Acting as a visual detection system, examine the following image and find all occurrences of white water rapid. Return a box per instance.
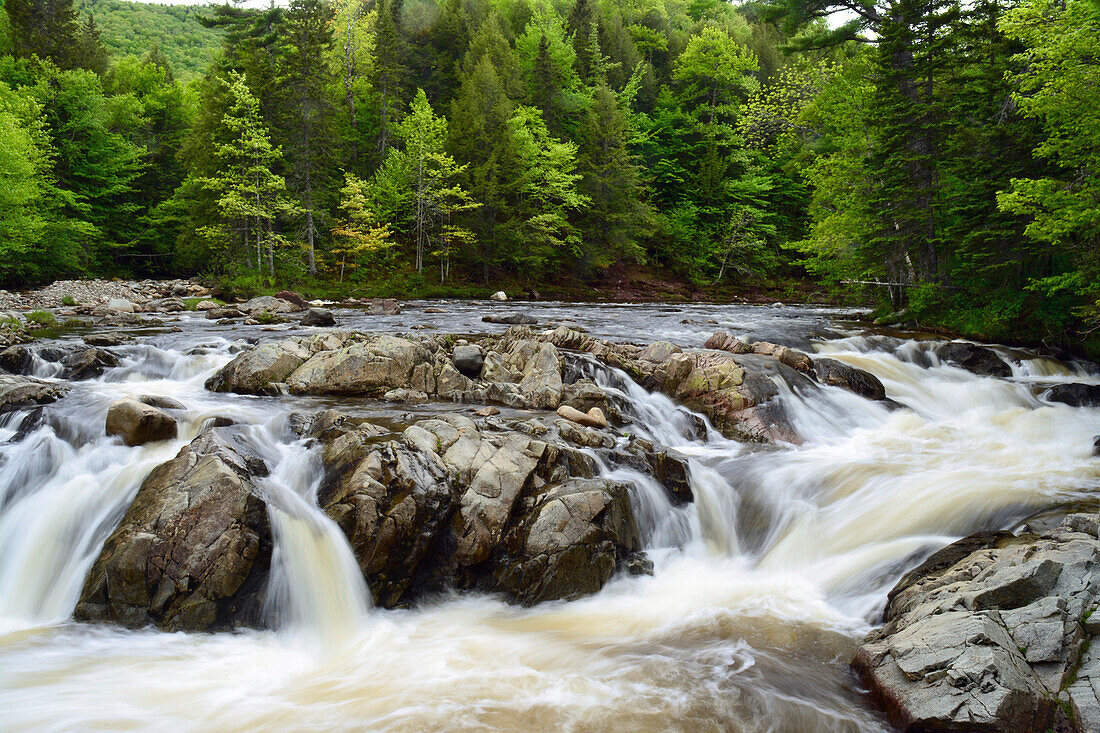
[1,303,1098,732]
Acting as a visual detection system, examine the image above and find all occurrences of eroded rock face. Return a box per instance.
[853,516,1100,732]
[314,412,673,608]
[105,398,178,446]
[75,428,272,631]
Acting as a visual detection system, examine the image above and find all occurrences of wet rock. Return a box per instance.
[1094,435,1100,456]
[300,307,336,327]
[75,428,272,631]
[60,347,119,380]
[452,344,484,378]
[560,379,610,414]
[0,374,67,412]
[107,298,135,313]
[99,312,147,327]
[106,398,178,446]
[274,290,310,310]
[205,336,320,393]
[490,291,508,301]
[473,406,500,416]
[853,517,1100,732]
[206,307,243,320]
[194,300,219,311]
[482,313,538,325]
[814,358,887,401]
[936,341,1012,378]
[0,344,33,374]
[1043,383,1100,408]
[749,341,815,374]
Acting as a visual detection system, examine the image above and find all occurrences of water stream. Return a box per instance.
[1,302,1098,732]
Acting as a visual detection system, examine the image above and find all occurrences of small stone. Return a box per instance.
[194,300,219,311]
[473,406,500,416]
[585,407,608,428]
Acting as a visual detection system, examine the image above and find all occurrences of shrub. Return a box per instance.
[61,295,77,306]
[25,310,57,326]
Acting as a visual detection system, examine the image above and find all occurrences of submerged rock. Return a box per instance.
[482,313,538,325]
[75,428,272,631]
[60,347,119,380]
[105,398,178,446]
[936,341,1012,378]
[853,516,1100,732]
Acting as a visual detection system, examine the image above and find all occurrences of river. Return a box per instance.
[1,301,1098,732]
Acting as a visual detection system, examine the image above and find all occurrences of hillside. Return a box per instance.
[81,0,222,79]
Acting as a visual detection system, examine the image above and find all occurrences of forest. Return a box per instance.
[0,0,1096,354]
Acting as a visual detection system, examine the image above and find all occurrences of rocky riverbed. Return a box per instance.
[0,287,1098,732]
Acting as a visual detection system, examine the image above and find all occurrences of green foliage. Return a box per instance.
[61,295,77,306]
[81,0,224,80]
[25,309,56,325]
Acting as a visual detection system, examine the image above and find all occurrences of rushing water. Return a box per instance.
[1,301,1098,732]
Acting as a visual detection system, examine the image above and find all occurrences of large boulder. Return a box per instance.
[107,298,135,313]
[105,398,178,446]
[1043,382,1100,408]
[365,298,401,315]
[0,374,67,412]
[75,428,273,631]
[274,290,310,310]
[936,341,1012,378]
[814,357,887,401]
[853,517,1100,732]
[206,338,313,393]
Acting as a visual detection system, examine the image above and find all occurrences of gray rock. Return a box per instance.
[365,298,401,315]
[105,398,178,446]
[138,395,185,411]
[205,307,243,320]
[286,335,433,396]
[0,374,67,412]
[490,291,507,301]
[452,344,484,378]
[75,428,272,631]
[300,307,336,327]
[84,332,131,347]
[107,298,135,313]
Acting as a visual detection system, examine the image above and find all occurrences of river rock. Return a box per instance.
[240,296,295,315]
[365,298,401,315]
[138,395,185,411]
[0,374,67,412]
[274,290,310,310]
[0,344,33,374]
[490,291,508,301]
[75,427,272,631]
[482,313,538,325]
[194,300,219,311]
[1043,383,1100,408]
[205,336,317,393]
[107,298,135,313]
[286,335,433,396]
[60,347,119,380]
[300,307,336,327]
[705,332,752,354]
[452,344,484,378]
[814,358,887,401]
[853,517,1100,732]
[206,307,243,320]
[105,398,178,446]
[936,341,1012,377]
